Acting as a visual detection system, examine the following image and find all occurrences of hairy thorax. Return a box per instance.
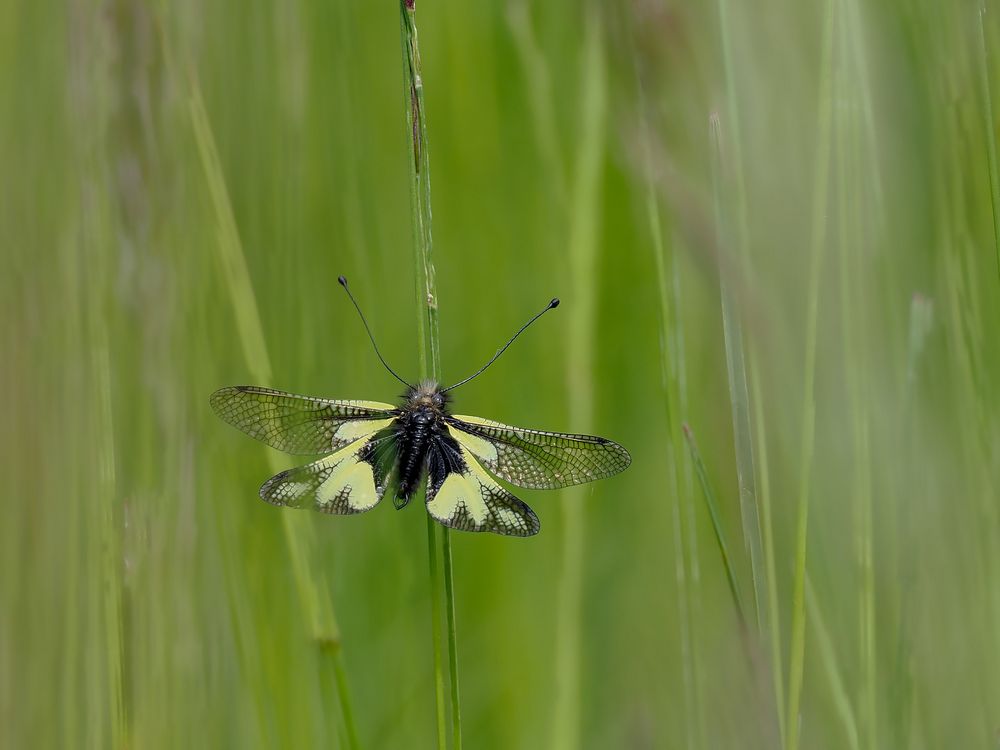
[402,380,449,414]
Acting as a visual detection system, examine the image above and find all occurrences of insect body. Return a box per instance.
[210,277,630,537]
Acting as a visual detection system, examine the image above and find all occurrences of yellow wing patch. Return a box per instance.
[427,470,489,526]
[349,400,396,411]
[317,459,379,512]
[424,428,539,536]
[334,417,394,444]
[259,432,393,515]
[448,420,498,463]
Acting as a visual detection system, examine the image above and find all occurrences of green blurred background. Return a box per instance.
[4,0,1000,747]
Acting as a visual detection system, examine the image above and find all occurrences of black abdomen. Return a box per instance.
[395,407,436,503]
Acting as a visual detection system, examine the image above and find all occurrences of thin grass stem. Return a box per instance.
[682,424,747,626]
[424,519,447,750]
[398,3,461,748]
[834,9,877,745]
[638,81,704,750]
[710,18,781,741]
[552,12,606,750]
[806,574,861,750]
[750,356,786,742]
[188,77,357,749]
[714,0,750,261]
[505,0,568,208]
[709,114,765,633]
[786,2,837,748]
[976,5,1000,281]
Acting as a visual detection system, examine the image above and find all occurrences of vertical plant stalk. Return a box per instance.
[398,4,461,749]
[805,575,860,750]
[70,16,127,744]
[90,253,125,750]
[189,80,359,749]
[750,358,786,741]
[714,0,750,258]
[552,12,606,750]
[977,6,1000,281]
[683,425,747,626]
[786,2,837,748]
[505,0,568,208]
[638,81,705,750]
[661,278,704,749]
[834,10,877,747]
[711,11,783,741]
[709,115,766,634]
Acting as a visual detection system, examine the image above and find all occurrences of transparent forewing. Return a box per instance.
[446,415,631,489]
[210,385,396,455]
[259,432,398,514]
[424,439,539,537]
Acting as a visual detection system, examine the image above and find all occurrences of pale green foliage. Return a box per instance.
[3,1,999,748]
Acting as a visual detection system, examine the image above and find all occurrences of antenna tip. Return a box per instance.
[338,275,348,288]
[549,298,560,309]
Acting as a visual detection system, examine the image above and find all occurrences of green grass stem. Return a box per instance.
[714,0,750,262]
[641,86,705,750]
[806,575,861,750]
[424,520,448,750]
[750,359,786,743]
[659,267,703,750]
[786,2,837,748]
[682,424,747,627]
[834,10,877,745]
[89,212,125,750]
[505,0,568,208]
[398,3,461,748]
[709,114,766,635]
[976,5,1000,281]
[552,12,606,750]
[189,78,359,749]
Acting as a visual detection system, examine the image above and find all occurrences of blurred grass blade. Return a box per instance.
[905,294,934,395]
[714,0,750,253]
[682,424,747,627]
[976,5,1000,281]
[750,361,786,742]
[552,11,606,750]
[806,575,861,750]
[787,1,837,747]
[188,75,359,750]
[506,0,568,207]
[834,10,878,745]
[93,296,125,750]
[636,60,705,750]
[709,114,766,635]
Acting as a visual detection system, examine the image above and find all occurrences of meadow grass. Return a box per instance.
[4,0,1000,748]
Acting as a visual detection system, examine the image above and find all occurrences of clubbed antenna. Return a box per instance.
[442,298,560,393]
[338,275,413,389]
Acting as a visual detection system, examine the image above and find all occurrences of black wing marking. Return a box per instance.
[445,415,630,490]
[259,431,398,514]
[210,385,396,455]
[423,435,539,537]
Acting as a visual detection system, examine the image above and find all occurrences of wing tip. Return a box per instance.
[615,442,632,472]
[258,469,291,501]
[209,385,250,411]
[594,439,632,478]
[209,388,231,417]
